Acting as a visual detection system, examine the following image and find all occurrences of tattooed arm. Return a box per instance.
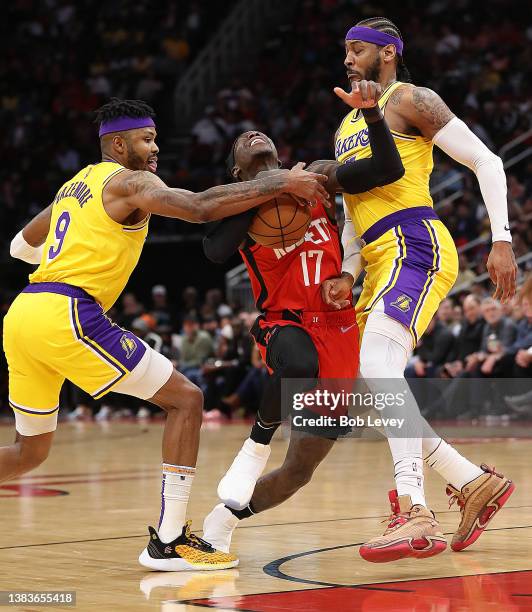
[391,85,455,139]
[104,163,328,224]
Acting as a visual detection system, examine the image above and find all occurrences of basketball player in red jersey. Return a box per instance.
[201,81,405,552]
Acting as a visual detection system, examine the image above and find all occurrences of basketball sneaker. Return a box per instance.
[217,438,270,510]
[359,490,447,563]
[446,463,515,552]
[203,503,240,553]
[138,520,239,571]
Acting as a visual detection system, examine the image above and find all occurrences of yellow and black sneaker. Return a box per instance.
[138,520,239,571]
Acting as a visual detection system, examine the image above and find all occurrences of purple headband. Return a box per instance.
[98,116,156,137]
[346,26,404,56]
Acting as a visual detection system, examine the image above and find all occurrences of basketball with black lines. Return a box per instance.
[248,195,311,249]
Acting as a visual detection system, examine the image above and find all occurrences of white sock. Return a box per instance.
[390,442,426,507]
[423,438,484,490]
[158,463,195,543]
[360,321,427,508]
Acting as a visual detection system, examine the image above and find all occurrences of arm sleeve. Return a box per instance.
[202,209,256,264]
[335,111,405,194]
[340,203,364,281]
[432,117,511,243]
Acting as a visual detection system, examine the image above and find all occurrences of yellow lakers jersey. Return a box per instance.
[30,162,149,312]
[335,81,434,237]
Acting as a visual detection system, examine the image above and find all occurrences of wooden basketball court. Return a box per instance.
[1,420,531,611]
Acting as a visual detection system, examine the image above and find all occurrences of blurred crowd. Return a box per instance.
[406,275,532,420]
[179,0,531,283]
[0,1,530,425]
[0,0,233,241]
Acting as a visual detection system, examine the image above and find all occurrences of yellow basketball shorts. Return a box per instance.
[3,282,149,435]
[356,208,458,349]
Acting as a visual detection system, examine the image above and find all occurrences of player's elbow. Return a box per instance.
[376,164,405,187]
[191,200,218,223]
[202,237,229,264]
[475,152,503,175]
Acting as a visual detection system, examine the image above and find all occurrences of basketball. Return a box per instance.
[248,194,311,249]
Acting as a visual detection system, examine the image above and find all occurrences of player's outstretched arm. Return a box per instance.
[393,85,517,302]
[107,163,329,223]
[10,204,53,263]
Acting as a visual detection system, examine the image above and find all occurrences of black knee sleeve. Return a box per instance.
[267,326,319,379]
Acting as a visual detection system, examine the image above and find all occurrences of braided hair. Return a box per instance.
[94,98,156,125]
[356,17,412,83]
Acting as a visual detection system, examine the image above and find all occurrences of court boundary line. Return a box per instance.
[1,509,532,550]
[262,528,532,588]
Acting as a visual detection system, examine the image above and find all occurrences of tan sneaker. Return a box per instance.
[447,463,515,552]
[359,490,447,563]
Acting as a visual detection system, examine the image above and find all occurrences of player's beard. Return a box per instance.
[365,55,382,83]
[126,142,149,171]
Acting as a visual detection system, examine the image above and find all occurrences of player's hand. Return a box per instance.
[283,162,330,206]
[487,241,517,304]
[334,80,383,109]
[321,272,354,310]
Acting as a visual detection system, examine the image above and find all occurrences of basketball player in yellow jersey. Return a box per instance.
[320,18,517,562]
[2,98,329,572]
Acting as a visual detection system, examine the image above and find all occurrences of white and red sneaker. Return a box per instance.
[359,490,447,563]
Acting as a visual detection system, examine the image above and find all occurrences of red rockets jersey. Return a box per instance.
[240,201,344,312]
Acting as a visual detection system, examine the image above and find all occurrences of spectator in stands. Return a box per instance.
[118,292,144,328]
[178,314,214,387]
[475,298,518,376]
[406,316,455,379]
[437,298,454,328]
[501,276,532,377]
[132,317,163,354]
[454,253,477,290]
[504,276,532,414]
[222,344,268,415]
[150,284,173,328]
[442,295,484,378]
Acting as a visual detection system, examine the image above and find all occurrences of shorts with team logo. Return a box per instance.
[356,208,458,348]
[3,282,172,436]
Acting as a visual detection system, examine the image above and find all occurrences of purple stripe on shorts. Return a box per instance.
[364,226,405,313]
[72,298,146,372]
[24,282,94,301]
[361,207,439,245]
[382,220,440,331]
[9,402,59,416]
[409,220,440,344]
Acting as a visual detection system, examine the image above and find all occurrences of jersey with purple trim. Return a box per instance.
[335,81,434,237]
[29,162,149,312]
